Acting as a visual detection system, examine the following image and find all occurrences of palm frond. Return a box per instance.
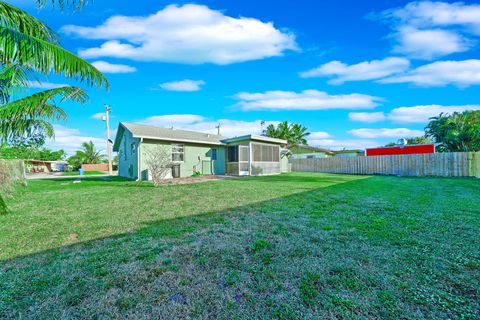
[0,86,88,141]
[36,0,88,11]
[0,27,109,88]
[0,1,58,42]
[0,65,31,104]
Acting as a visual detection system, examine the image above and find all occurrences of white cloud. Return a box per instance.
[392,26,470,60]
[387,1,480,34]
[387,104,480,123]
[91,112,105,120]
[300,57,410,84]
[349,112,387,123]
[61,4,297,65]
[138,114,279,137]
[348,128,424,139]
[379,1,480,59]
[349,105,480,124]
[159,79,205,92]
[307,138,379,150]
[380,59,480,87]
[91,60,137,73]
[27,81,68,89]
[309,131,331,139]
[234,90,382,111]
[46,125,105,155]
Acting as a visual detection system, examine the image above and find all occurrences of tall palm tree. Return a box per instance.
[74,141,105,164]
[263,121,310,147]
[264,124,279,138]
[0,1,108,144]
[289,123,310,147]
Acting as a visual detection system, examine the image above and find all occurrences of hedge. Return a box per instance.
[0,160,26,214]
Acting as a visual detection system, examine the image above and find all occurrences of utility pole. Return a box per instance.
[215,123,221,136]
[103,104,113,175]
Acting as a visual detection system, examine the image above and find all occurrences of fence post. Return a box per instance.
[470,152,480,178]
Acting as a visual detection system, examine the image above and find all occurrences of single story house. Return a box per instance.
[113,122,288,180]
[26,160,67,173]
[332,149,364,157]
[289,145,334,159]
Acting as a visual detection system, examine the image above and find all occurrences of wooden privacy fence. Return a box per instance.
[81,163,109,171]
[290,152,480,178]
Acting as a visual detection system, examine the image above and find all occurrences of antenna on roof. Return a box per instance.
[215,123,220,135]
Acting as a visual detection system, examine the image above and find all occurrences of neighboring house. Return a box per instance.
[113,122,288,180]
[289,145,334,159]
[332,149,364,158]
[365,144,434,156]
[26,160,67,173]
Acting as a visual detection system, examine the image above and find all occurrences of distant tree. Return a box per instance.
[263,121,310,147]
[71,141,105,164]
[290,123,310,146]
[384,136,431,147]
[0,144,65,160]
[425,111,480,152]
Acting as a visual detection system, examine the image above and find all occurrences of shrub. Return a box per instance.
[191,171,203,177]
[144,146,173,186]
[0,160,26,214]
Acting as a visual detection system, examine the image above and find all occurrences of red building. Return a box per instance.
[366,144,435,156]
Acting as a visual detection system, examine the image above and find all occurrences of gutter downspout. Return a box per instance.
[137,137,143,181]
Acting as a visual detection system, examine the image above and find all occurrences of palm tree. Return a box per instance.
[263,121,310,147]
[74,141,105,164]
[0,1,109,144]
[289,123,310,147]
[264,124,279,138]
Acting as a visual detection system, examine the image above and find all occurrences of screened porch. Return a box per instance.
[226,142,281,176]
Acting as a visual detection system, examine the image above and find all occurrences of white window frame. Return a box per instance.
[172,144,185,162]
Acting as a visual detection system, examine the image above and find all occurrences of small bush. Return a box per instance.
[192,171,203,177]
[0,160,26,214]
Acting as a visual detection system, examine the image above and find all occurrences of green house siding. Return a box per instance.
[117,129,140,180]
[138,140,226,180]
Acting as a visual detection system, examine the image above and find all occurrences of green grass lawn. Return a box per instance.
[1,173,479,319]
[60,170,106,176]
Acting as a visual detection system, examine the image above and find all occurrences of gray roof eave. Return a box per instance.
[135,135,226,146]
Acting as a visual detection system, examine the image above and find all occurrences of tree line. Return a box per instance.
[265,110,480,153]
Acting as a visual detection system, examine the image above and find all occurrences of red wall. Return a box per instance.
[366,144,435,156]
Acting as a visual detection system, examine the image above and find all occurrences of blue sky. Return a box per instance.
[12,0,480,153]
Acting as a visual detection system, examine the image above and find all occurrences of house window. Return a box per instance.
[211,148,217,160]
[131,143,136,155]
[172,144,184,162]
[252,143,280,162]
[227,146,238,162]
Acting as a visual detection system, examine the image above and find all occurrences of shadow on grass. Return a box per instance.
[2,174,365,261]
